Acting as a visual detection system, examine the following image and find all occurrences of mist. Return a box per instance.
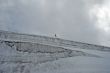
[0,0,110,46]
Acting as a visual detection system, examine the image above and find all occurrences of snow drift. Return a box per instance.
[0,30,110,73]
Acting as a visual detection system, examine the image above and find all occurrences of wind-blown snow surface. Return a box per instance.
[0,30,110,73]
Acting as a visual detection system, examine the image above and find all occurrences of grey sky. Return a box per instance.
[0,0,110,46]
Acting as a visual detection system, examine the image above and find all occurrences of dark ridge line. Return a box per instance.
[2,40,83,54]
[1,38,110,53]
[1,40,106,56]
[1,40,66,50]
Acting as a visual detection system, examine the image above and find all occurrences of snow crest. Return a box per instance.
[0,30,110,73]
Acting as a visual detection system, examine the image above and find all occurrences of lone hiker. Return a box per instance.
[55,34,57,38]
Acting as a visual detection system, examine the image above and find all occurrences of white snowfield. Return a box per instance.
[0,30,110,73]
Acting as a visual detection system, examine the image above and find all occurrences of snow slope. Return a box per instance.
[0,30,110,73]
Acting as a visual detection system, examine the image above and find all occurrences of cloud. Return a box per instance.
[1,0,110,46]
[89,0,110,46]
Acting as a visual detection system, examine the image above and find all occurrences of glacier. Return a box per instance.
[0,30,110,73]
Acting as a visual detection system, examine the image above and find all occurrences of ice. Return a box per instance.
[0,30,110,73]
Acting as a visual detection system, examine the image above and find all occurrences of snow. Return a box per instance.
[0,30,110,73]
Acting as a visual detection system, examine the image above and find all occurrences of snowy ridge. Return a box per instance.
[0,30,110,73]
[0,30,110,52]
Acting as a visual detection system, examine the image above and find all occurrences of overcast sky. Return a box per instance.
[0,0,110,46]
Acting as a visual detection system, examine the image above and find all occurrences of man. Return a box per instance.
[55,34,57,37]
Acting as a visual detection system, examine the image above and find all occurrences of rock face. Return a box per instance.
[0,30,110,73]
